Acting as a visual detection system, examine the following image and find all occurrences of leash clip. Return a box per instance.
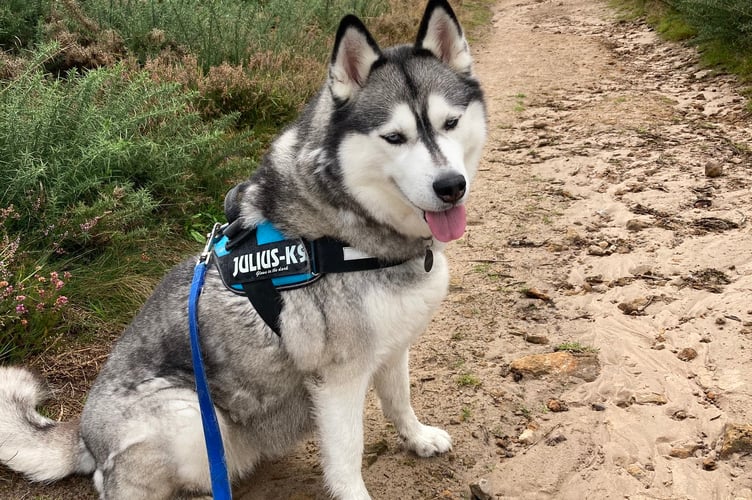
[200,222,223,266]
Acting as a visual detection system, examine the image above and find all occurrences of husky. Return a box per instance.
[0,1,486,498]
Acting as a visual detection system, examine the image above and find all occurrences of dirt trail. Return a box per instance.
[2,0,751,498]
[413,0,752,497]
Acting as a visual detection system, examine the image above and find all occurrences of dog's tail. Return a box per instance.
[0,366,95,482]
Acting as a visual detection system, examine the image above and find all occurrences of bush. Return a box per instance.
[0,0,50,50]
[667,0,752,49]
[0,55,256,349]
[0,55,253,244]
[141,50,321,129]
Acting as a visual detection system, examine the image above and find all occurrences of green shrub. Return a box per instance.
[0,55,256,351]
[0,0,50,50]
[0,56,252,242]
[667,0,752,49]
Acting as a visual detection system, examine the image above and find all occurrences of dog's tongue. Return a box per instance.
[425,205,466,242]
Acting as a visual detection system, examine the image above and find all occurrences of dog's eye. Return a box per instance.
[381,132,406,145]
[444,117,460,131]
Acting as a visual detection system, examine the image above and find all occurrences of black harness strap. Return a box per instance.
[309,237,403,274]
[241,281,283,336]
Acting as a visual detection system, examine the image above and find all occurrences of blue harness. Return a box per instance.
[188,220,431,499]
[210,219,425,335]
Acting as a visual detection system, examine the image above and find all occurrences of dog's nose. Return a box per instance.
[432,174,466,204]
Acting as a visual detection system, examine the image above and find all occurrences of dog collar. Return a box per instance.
[211,220,430,335]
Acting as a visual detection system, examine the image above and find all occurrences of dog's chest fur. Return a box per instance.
[275,252,450,375]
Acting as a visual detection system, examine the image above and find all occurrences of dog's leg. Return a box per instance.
[97,441,183,500]
[374,350,452,457]
[310,371,372,500]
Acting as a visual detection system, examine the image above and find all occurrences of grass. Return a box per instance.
[460,406,473,421]
[611,0,752,104]
[458,0,497,43]
[515,405,532,419]
[457,372,482,388]
[513,93,527,113]
[553,342,599,354]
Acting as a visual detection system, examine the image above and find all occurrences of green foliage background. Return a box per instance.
[617,0,752,80]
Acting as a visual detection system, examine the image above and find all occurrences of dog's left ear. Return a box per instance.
[415,0,473,75]
[330,15,382,103]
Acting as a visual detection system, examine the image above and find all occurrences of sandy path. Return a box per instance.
[439,0,752,498]
[2,0,751,498]
[418,0,752,497]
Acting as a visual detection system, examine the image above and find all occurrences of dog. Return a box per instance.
[0,1,486,498]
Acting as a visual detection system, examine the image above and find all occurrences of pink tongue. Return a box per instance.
[425,205,467,242]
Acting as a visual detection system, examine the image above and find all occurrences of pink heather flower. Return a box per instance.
[55,296,68,307]
[63,272,72,279]
[36,303,45,311]
[38,289,46,297]
[79,216,103,233]
[15,303,27,314]
[50,271,59,280]
[15,295,26,301]
[55,280,64,290]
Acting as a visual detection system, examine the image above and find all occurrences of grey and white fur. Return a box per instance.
[0,1,486,498]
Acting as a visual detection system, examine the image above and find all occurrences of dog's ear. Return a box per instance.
[415,0,473,75]
[224,181,249,223]
[329,15,382,103]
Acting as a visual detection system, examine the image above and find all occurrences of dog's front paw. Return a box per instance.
[402,424,452,457]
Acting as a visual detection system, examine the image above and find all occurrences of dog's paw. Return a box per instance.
[402,424,452,457]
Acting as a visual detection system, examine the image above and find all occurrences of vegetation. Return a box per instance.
[457,372,482,388]
[553,342,599,354]
[0,0,495,362]
[614,0,752,85]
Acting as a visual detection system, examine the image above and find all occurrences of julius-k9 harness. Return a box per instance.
[211,218,432,335]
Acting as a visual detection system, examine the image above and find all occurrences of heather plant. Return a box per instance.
[0,56,256,346]
[0,205,72,362]
[76,0,384,70]
[142,50,321,128]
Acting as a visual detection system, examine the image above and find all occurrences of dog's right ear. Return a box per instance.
[329,15,382,103]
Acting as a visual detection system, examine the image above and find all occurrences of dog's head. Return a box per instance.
[331,0,486,243]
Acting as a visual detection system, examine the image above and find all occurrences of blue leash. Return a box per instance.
[189,223,232,499]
